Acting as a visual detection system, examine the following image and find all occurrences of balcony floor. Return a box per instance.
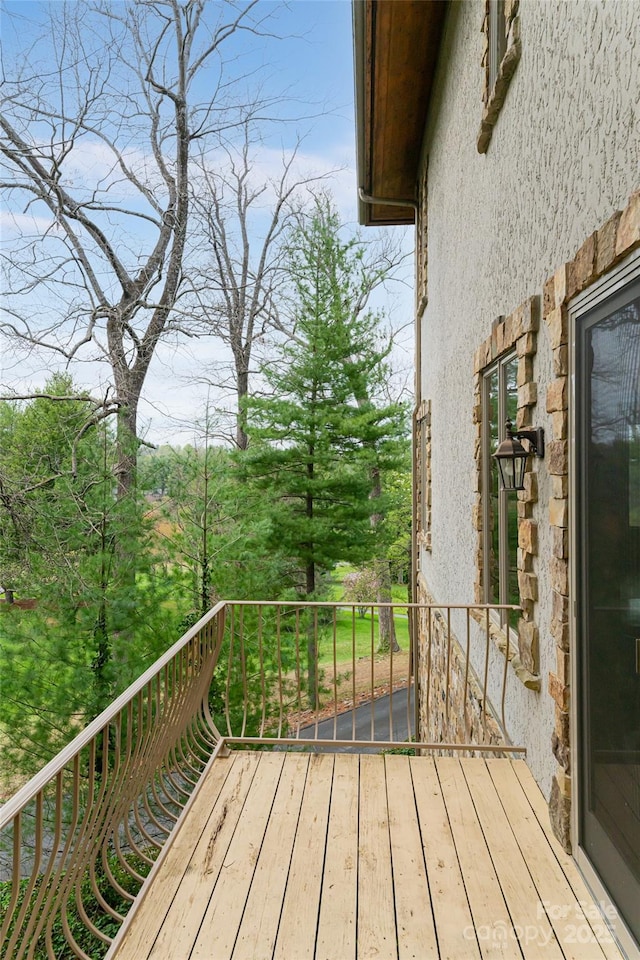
[108,751,624,960]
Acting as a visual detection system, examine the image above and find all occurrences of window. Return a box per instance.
[417,161,429,307]
[477,0,521,153]
[416,400,431,550]
[488,0,506,92]
[483,353,519,628]
[473,299,540,679]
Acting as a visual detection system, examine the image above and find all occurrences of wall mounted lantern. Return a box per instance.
[493,419,545,491]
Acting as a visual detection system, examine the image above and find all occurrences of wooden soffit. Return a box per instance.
[354,0,447,226]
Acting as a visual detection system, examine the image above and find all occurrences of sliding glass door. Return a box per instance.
[576,272,640,946]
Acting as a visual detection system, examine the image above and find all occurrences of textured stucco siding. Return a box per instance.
[418,0,640,800]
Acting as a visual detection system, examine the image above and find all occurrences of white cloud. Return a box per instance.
[196,136,358,223]
[0,209,58,238]
[61,139,162,201]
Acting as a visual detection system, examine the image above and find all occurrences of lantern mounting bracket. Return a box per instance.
[512,424,545,458]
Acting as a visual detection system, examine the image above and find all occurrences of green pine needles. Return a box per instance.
[238,197,408,700]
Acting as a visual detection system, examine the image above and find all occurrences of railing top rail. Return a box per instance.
[223,600,521,610]
[223,736,526,754]
[0,601,227,828]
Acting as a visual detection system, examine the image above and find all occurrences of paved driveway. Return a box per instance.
[297,686,415,753]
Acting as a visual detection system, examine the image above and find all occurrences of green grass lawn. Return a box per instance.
[321,564,409,664]
[329,565,409,604]
[317,608,409,664]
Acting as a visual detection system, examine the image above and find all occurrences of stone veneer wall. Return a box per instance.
[543,189,640,851]
[472,297,542,687]
[416,576,505,751]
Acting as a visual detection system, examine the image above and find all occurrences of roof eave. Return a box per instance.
[353,0,447,227]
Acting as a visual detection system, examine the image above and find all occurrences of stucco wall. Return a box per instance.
[418,0,640,800]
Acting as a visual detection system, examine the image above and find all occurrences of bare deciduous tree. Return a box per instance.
[188,117,329,449]
[0,0,277,493]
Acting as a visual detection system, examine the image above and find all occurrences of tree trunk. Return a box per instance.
[369,467,400,653]
[304,444,319,708]
[305,557,319,710]
[113,396,141,592]
[375,557,400,653]
[92,601,110,714]
[92,488,111,721]
[236,365,249,451]
[201,449,211,616]
[115,402,139,502]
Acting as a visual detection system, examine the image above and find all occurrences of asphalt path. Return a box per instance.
[296,685,415,753]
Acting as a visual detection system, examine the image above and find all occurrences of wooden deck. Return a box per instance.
[108,751,626,960]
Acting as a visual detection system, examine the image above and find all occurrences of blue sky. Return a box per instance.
[2,0,359,203]
[262,1,357,153]
[0,1,412,445]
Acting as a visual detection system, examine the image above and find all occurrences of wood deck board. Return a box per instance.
[357,753,397,959]
[232,753,309,960]
[113,751,256,960]
[511,762,625,960]
[384,754,439,959]
[486,760,609,960]
[460,759,563,960]
[190,751,286,959]
[273,753,335,960]
[410,756,482,960]
[109,753,627,960]
[436,757,522,960]
[315,753,359,960]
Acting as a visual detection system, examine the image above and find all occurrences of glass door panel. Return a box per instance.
[577,277,640,945]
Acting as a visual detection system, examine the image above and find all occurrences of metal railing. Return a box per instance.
[0,603,226,960]
[0,600,522,959]
[217,601,523,753]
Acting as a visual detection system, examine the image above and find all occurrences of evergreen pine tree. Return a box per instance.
[0,378,179,778]
[240,197,407,703]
